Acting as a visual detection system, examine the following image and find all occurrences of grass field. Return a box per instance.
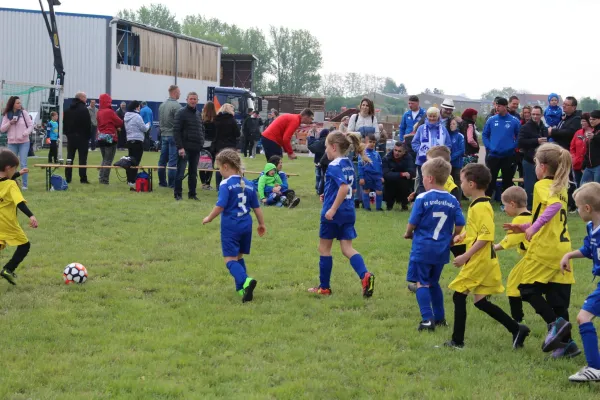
[0,149,599,399]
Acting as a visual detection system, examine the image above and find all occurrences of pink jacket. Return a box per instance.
[1,110,33,144]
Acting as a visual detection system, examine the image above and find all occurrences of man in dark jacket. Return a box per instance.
[382,142,415,211]
[242,110,262,158]
[116,101,127,150]
[173,92,204,201]
[308,128,329,195]
[518,106,548,209]
[63,92,92,184]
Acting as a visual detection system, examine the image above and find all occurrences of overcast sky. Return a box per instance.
[15,0,600,99]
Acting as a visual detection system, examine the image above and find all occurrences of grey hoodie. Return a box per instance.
[124,111,148,142]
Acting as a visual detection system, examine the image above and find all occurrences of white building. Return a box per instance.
[0,7,222,116]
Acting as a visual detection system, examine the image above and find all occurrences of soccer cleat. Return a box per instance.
[407,282,417,293]
[512,323,531,349]
[551,340,582,359]
[362,272,375,297]
[435,319,449,328]
[307,286,332,296]
[418,320,435,332]
[188,195,201,201]
[288,197,301,209]
[569,366,600,382]
[443,340,464,350]
[542,317,572,352]
[0,268,16,285]
[238,278,257,303]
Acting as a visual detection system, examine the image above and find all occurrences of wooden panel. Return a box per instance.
[177,39,218,82]
[132,27,175,76]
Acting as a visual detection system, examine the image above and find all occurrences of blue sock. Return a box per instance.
[429,283,445,322]
[580,322,600,369]
[362,193,371,209]
[238,258,247,273]
[349,254,367,279]
[319,256,333,289]
[416,287,434,321]
[376,193,382,210]
[226,260,247,291]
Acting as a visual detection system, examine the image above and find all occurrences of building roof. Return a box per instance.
[516,93,560,105]
[222,53,258,62]
[0,7,112,20]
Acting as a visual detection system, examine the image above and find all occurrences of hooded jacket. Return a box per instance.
[124,111,148,142]
[213,112,240,153]
[399,107,426,141]
[544,93,562,128]
[449,129,465,168]
[173,105,205,152]
[307,129,329,163]
[571,128,587,171]
[258,163,283,199]
[64,98,91,139]
[482,113,520,158]
[1,109,33,144]
[518,119,548,163]
[96,94,123,143]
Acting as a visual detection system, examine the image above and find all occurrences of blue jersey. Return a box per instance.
[579,221,600,277]
[217,175,260,233]
[46,120,59,141]
[358,148,383,178]
[409,189,465,264]
[322,157,356,224]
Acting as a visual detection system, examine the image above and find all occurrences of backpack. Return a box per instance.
[50,174,68,191]
[135,171,149,192]
[198,150,213,170]
[352,114,376,138]
[114,156,138,168]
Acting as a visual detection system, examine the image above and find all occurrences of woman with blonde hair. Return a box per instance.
[213,103,241,186]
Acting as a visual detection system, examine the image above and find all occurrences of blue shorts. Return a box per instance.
[582,281,600,317]
[406,261,444,286]
[363,176,383,192]
[319,222,357,241]
[221,228,252,257]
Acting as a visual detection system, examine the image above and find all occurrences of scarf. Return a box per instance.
[416,121,444,164]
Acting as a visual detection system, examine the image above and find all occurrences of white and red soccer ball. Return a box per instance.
[63,263,88,284]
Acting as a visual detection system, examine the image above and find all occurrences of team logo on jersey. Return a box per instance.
[479,225,490,235]
[505,123,511,129]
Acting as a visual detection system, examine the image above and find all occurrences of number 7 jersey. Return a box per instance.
[217,175,260,232]
[322,157,356,224]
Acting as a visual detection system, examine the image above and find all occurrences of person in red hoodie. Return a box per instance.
[571,112,592,191]
[96,94,123,184]
[261,108,314,161]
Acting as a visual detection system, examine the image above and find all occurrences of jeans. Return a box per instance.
[262,136,283,161]
[581,165,600,186]
[574,170,583,188]
[175,150,199,198]
[522,159,537,210]
[99,144,117,183]
[90,126,97,150]
[415,165,425,196]
[158,136,177,187]
[315,166,322,194]
[65,135,89,183]
[8,142,29,187]
[126,140,144,184]
[485,155,516,198]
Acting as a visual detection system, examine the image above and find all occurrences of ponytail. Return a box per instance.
[346,133,370,163]
[551,147,572,196]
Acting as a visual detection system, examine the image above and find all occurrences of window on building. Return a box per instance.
[116,23,140,66]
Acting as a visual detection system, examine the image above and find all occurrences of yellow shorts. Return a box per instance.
[520,257,564,285]
[449,275,505,295]
[506,260,525,297]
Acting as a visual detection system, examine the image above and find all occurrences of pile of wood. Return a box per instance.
[264,95,326,114]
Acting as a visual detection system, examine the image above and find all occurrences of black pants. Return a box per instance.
[126,140,144,184]
[199,147,214,186]
[485,155,515,198]
[451,166,462,201]
[262,136,283,161]
[519,282,572,340]
[243,136,254,157]
[48,140,58,163]
[65,135,89,183]
[90,126,97,151]
[175,150,199,197]
[4,242,30,273]
[383,179,412,209]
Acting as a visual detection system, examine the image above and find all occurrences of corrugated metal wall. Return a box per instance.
[0,8,109,111]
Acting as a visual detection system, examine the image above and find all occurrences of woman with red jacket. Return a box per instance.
[96,94,123,184]
[571,112,592,188]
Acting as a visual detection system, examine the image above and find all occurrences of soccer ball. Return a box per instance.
[63,263,88,284]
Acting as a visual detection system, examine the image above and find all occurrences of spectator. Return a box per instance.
[158,85,182,188]
[124,100,150,189]
[399,95,426,142]
[96,93,123,185]
[116,101,127,150]
[0,96,33,189]
[348,98,380,139]
[544,93,562,128]
[88,99,97,151]
[382,142,415,211]
[261,108,314,160]
[440,99,460,127]
[46,111,59,164]
[482,97,520,198]
[571,112,591,190]
[508,95,520,119]
[448,118,465,199]
[173,92,204,201]
[308,128,329,195]
[581,110,600,186]
[63,92,92,184]
[243,110,262,158]
[140,101,153,151]
[520,105,532,125]
[200,100,217,190]
[377,124,388,153]
[518,105,548,209]
[213,103,240,187]
[339,115,349,133]
[486,96,501,122]
[460,108,480,165]
[263,109,278,130]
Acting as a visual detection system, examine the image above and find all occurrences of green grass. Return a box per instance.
[0,149,599,399]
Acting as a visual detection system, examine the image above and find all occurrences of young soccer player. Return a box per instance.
[308,131,375,297]
[202,149,266,302]
[408,146,460,201]
[0,150,38,285]
[404,157,465,331]
[494,186,531,323]
[358,134,384,211]
[258,162,284,207]
[267,155,300,209]
[46,111,59,164]
[446,163,530,349]
[561,182,600,381]
[503,143,579,358]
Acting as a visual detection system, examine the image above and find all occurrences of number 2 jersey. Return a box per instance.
[217,175,260,233]
[322,157,356,224]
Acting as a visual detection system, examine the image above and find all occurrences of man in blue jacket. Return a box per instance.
[399,95,426,142]
[482,97,521,197]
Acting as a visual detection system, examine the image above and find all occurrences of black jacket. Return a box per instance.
[213,113,241,152]
[243,116,262,140]
[551,113,581,150]
[174,106,204,152]
[585,126,600,169]
[64,98,91,139]
[308,136,327,164]
[382,151,416,182]
[318,152,332,195]
[203,121,216,143]
[518,120,548,163]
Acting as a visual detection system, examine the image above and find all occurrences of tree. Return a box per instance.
[344,73,363,98]
[580,97,600,113]
[398,83,407,95]
[433,88,444,95]
[117,3,181,33]
[320,73,345,97]
[383,78,398,94]
[480,87,519,100]
[424,88,432,94]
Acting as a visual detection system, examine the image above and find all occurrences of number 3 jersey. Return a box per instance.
[322,157,356,224]
[409,190,465,264]
[217,175,260,233]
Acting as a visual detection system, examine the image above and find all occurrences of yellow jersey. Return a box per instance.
[499,212,532,256]
[0,179,28,246]
[444,175,458,194]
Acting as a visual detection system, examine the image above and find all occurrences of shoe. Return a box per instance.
[0,268,16,285]
[512,323,531,349]
[407,282,417,293]
[81,180,90,184]
[569,209,578,215]
[99,181,109,185]
[401,205,409,211]
[418,320,435,332]
[175,195,183,201]
[435,319,448,328]
[202,185,213,191]
[21,186,28,191]
[569,366,600,382]
[128,182,135,188]
[159,183,169,188]
[307,286,332,296]
[249,156,255,159]
[551,340,582,359]
[376,208,384,212]
[443,340,464,349]
[362,272,375,298]
[238,277,257,303]
[188,196,200,201]
[386,207,393,211]
[281,197,289,207]
[289,197,300,209]
[354,199,361,209]
[542,317,572,352]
